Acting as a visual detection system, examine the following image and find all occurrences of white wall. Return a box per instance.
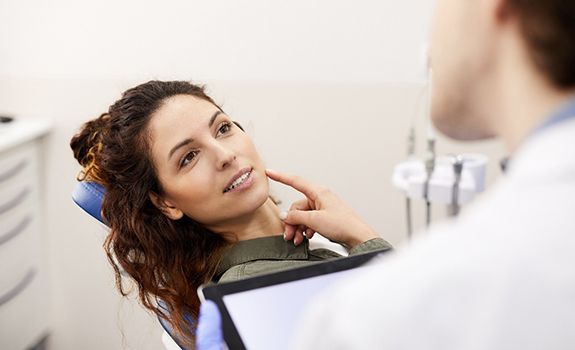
[0,1,506,350]
[0,0,434,83]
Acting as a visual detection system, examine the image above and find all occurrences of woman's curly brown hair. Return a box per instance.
[70,80,230,348]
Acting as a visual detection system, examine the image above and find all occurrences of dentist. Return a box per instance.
[198,0,575,348]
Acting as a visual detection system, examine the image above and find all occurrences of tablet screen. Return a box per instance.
[222,266,367,350]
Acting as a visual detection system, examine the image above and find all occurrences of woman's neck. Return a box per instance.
[207,198,285,242]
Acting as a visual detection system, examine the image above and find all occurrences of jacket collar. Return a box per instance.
[531,97,575,136]
[215,235,309,278]
[509,115,575,183]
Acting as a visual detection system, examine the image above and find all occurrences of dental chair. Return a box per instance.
[72,181,186,350]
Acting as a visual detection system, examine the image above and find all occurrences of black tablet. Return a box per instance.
[198,250,387,350]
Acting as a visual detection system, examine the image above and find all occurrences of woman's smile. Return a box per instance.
[223,167,255,193]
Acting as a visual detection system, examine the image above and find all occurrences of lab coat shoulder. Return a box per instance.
[294,223,511,350]
[294,120,575,350]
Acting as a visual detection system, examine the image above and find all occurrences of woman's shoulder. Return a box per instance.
[348,237,393,256]
[218,259,314,284]
[216,237,392,284]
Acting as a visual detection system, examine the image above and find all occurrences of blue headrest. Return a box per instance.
[72,181,106,225]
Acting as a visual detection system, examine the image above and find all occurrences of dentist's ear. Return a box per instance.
[488,0,509,23]
[149,192,184,220]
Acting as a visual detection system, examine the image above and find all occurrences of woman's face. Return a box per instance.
[147,94,269,227]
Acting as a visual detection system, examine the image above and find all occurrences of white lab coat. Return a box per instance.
[294,118,575,350]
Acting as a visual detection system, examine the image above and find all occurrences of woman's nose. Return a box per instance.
[213,143,236,170]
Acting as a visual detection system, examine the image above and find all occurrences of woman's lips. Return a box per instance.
[223,168,254,193]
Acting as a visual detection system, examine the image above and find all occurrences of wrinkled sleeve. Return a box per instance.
[348,237,392,256]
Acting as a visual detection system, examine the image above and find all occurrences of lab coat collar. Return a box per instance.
[507,114,575,183]
[532,96,575,136]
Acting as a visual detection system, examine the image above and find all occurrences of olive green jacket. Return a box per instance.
[214,235,392,283]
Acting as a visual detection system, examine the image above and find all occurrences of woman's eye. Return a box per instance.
[217,122,232,136]
[180,150,198,168]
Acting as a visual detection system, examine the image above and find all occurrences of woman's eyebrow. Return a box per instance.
[168,138,193,161]
[208,110,223,127]
[168,111,223,161]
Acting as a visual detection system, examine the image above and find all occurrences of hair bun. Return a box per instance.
[70,113,110,183]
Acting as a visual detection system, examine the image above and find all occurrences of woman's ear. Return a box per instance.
[149,192,184,220]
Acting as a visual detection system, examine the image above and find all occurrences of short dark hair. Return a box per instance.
[508,0,575,88]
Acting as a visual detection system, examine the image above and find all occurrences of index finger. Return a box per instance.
[265,169,319,201]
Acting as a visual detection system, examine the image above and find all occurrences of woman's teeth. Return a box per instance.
[225,171,252,193]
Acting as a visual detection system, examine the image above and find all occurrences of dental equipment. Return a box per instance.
[499,157,509,173]
[393,45,488,236]
[423,132,436,227]
[447,155,464,217]
[392,154,488,235]
[404,81,428,238]
[405,127,416,238]
[423,68,437,228]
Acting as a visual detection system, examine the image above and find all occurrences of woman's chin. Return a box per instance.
[194,175,271,226]
[238,186,271,212]
[201,191,271,229]
[219,182,270,216]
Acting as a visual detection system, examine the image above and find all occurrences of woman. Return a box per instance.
[70,80,390,347]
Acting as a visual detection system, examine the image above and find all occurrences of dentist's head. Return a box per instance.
[430,0,575,149]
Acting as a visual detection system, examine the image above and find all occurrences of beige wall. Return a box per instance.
[0,76,506,350]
